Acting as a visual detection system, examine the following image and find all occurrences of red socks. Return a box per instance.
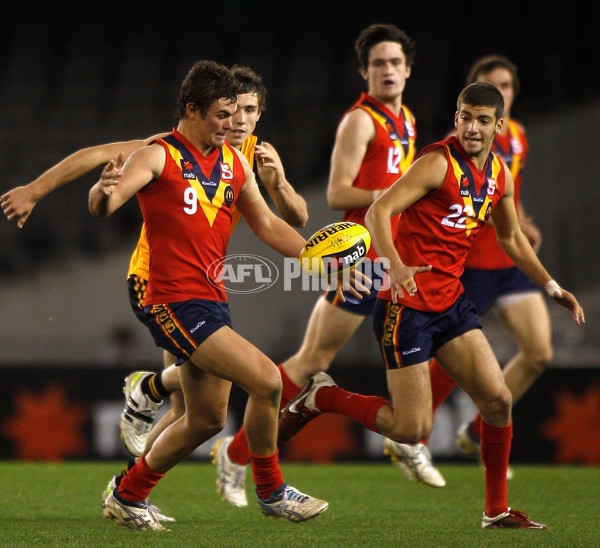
[481,420,512,517]
[228,364,302,466]
[315,386,389,433]
[117,455,165,502]
[251,449,284,500]
[429,359,457,413]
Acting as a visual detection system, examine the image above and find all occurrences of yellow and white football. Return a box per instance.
[299,221,371,277]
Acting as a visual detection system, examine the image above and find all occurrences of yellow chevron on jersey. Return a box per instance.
[127,136,256,279]
[447,145,503,237]
[162,140,236,228]
[359,103,416,174]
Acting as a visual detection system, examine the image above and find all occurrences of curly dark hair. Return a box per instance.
[354,23,416,72]
[176,60,238,119]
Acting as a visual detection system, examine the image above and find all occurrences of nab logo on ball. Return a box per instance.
[300,222,371,277]
[207,254,279,294]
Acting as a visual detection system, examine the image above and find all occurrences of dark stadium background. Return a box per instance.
[1,5,598,464]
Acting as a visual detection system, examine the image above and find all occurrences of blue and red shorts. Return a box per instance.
[143,298,232,365]
[461,266,538,316]
[372,293,481,369]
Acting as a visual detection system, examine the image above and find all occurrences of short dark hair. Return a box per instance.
[176,60,238,119]
[230,65,268,112]
[466,54,521,95]
[457,82,505,120]
[354,23,415,72]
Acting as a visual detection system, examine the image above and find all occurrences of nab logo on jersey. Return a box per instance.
[181,159,195,179]
[460,175,470,197]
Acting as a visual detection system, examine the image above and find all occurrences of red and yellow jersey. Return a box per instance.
[127,133,259,280]
[465,119,528,270]
[136,129,246,304]
[341,92,417,260]
[379,136,506,312]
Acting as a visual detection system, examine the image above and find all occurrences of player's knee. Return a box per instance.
[187,412,227,440]
[250,361,282,403]
[483,386,512,423]
[523,343,554,373]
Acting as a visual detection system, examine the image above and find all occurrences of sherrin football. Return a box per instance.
[300,221,371,277]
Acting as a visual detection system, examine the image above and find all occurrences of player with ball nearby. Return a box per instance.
[209,23,447,510]
[287,82,583,530]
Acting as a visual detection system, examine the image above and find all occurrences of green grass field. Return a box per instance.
[1,461,598,547]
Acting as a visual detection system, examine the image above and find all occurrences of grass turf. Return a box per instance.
[1,461,598,547]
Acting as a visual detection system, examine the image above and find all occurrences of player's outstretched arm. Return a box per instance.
[492,177,584,325]
[89,145,164,218]
[1,133,167,228]
[254,142,308,228]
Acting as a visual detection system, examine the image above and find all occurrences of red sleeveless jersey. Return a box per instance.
[341,92,417,260]
[465,119,528,269]
[137,129,246,304]
[379,136,506,312]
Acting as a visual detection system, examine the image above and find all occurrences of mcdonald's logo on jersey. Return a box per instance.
[224,185,235,207]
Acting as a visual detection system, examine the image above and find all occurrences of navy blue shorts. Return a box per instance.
[127,274,148,325]
[323,259,387,316]
[372,293,482,368]
[461,266,538,316]
[143,299,232,365]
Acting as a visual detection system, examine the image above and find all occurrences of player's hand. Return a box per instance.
[98,152,125,195]
[550,287,585,325]
[254,143,284,186]
[1,185,37,228]
[390,264,432,303]
[334,268,372,302]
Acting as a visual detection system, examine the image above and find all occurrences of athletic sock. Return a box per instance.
[429,359,457,413]
[116,454,165,502]
[250,449,285,500]
[315,386,389,433]
[419,359,458,444]
[470,413,483,440]
[117,458,137,481]
[228,364,302,466]
[480,420,512,517]
[141,373,169,402]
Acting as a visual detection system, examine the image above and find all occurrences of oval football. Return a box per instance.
[299,221,371,277]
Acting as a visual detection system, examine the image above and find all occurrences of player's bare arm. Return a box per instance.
[1,133,167,228]
[89,144,166,218]
[365,151,446,301]
[235,166,306,259]
[492,175,584,324]
[327,109,379,211]
[254,142,308,228]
